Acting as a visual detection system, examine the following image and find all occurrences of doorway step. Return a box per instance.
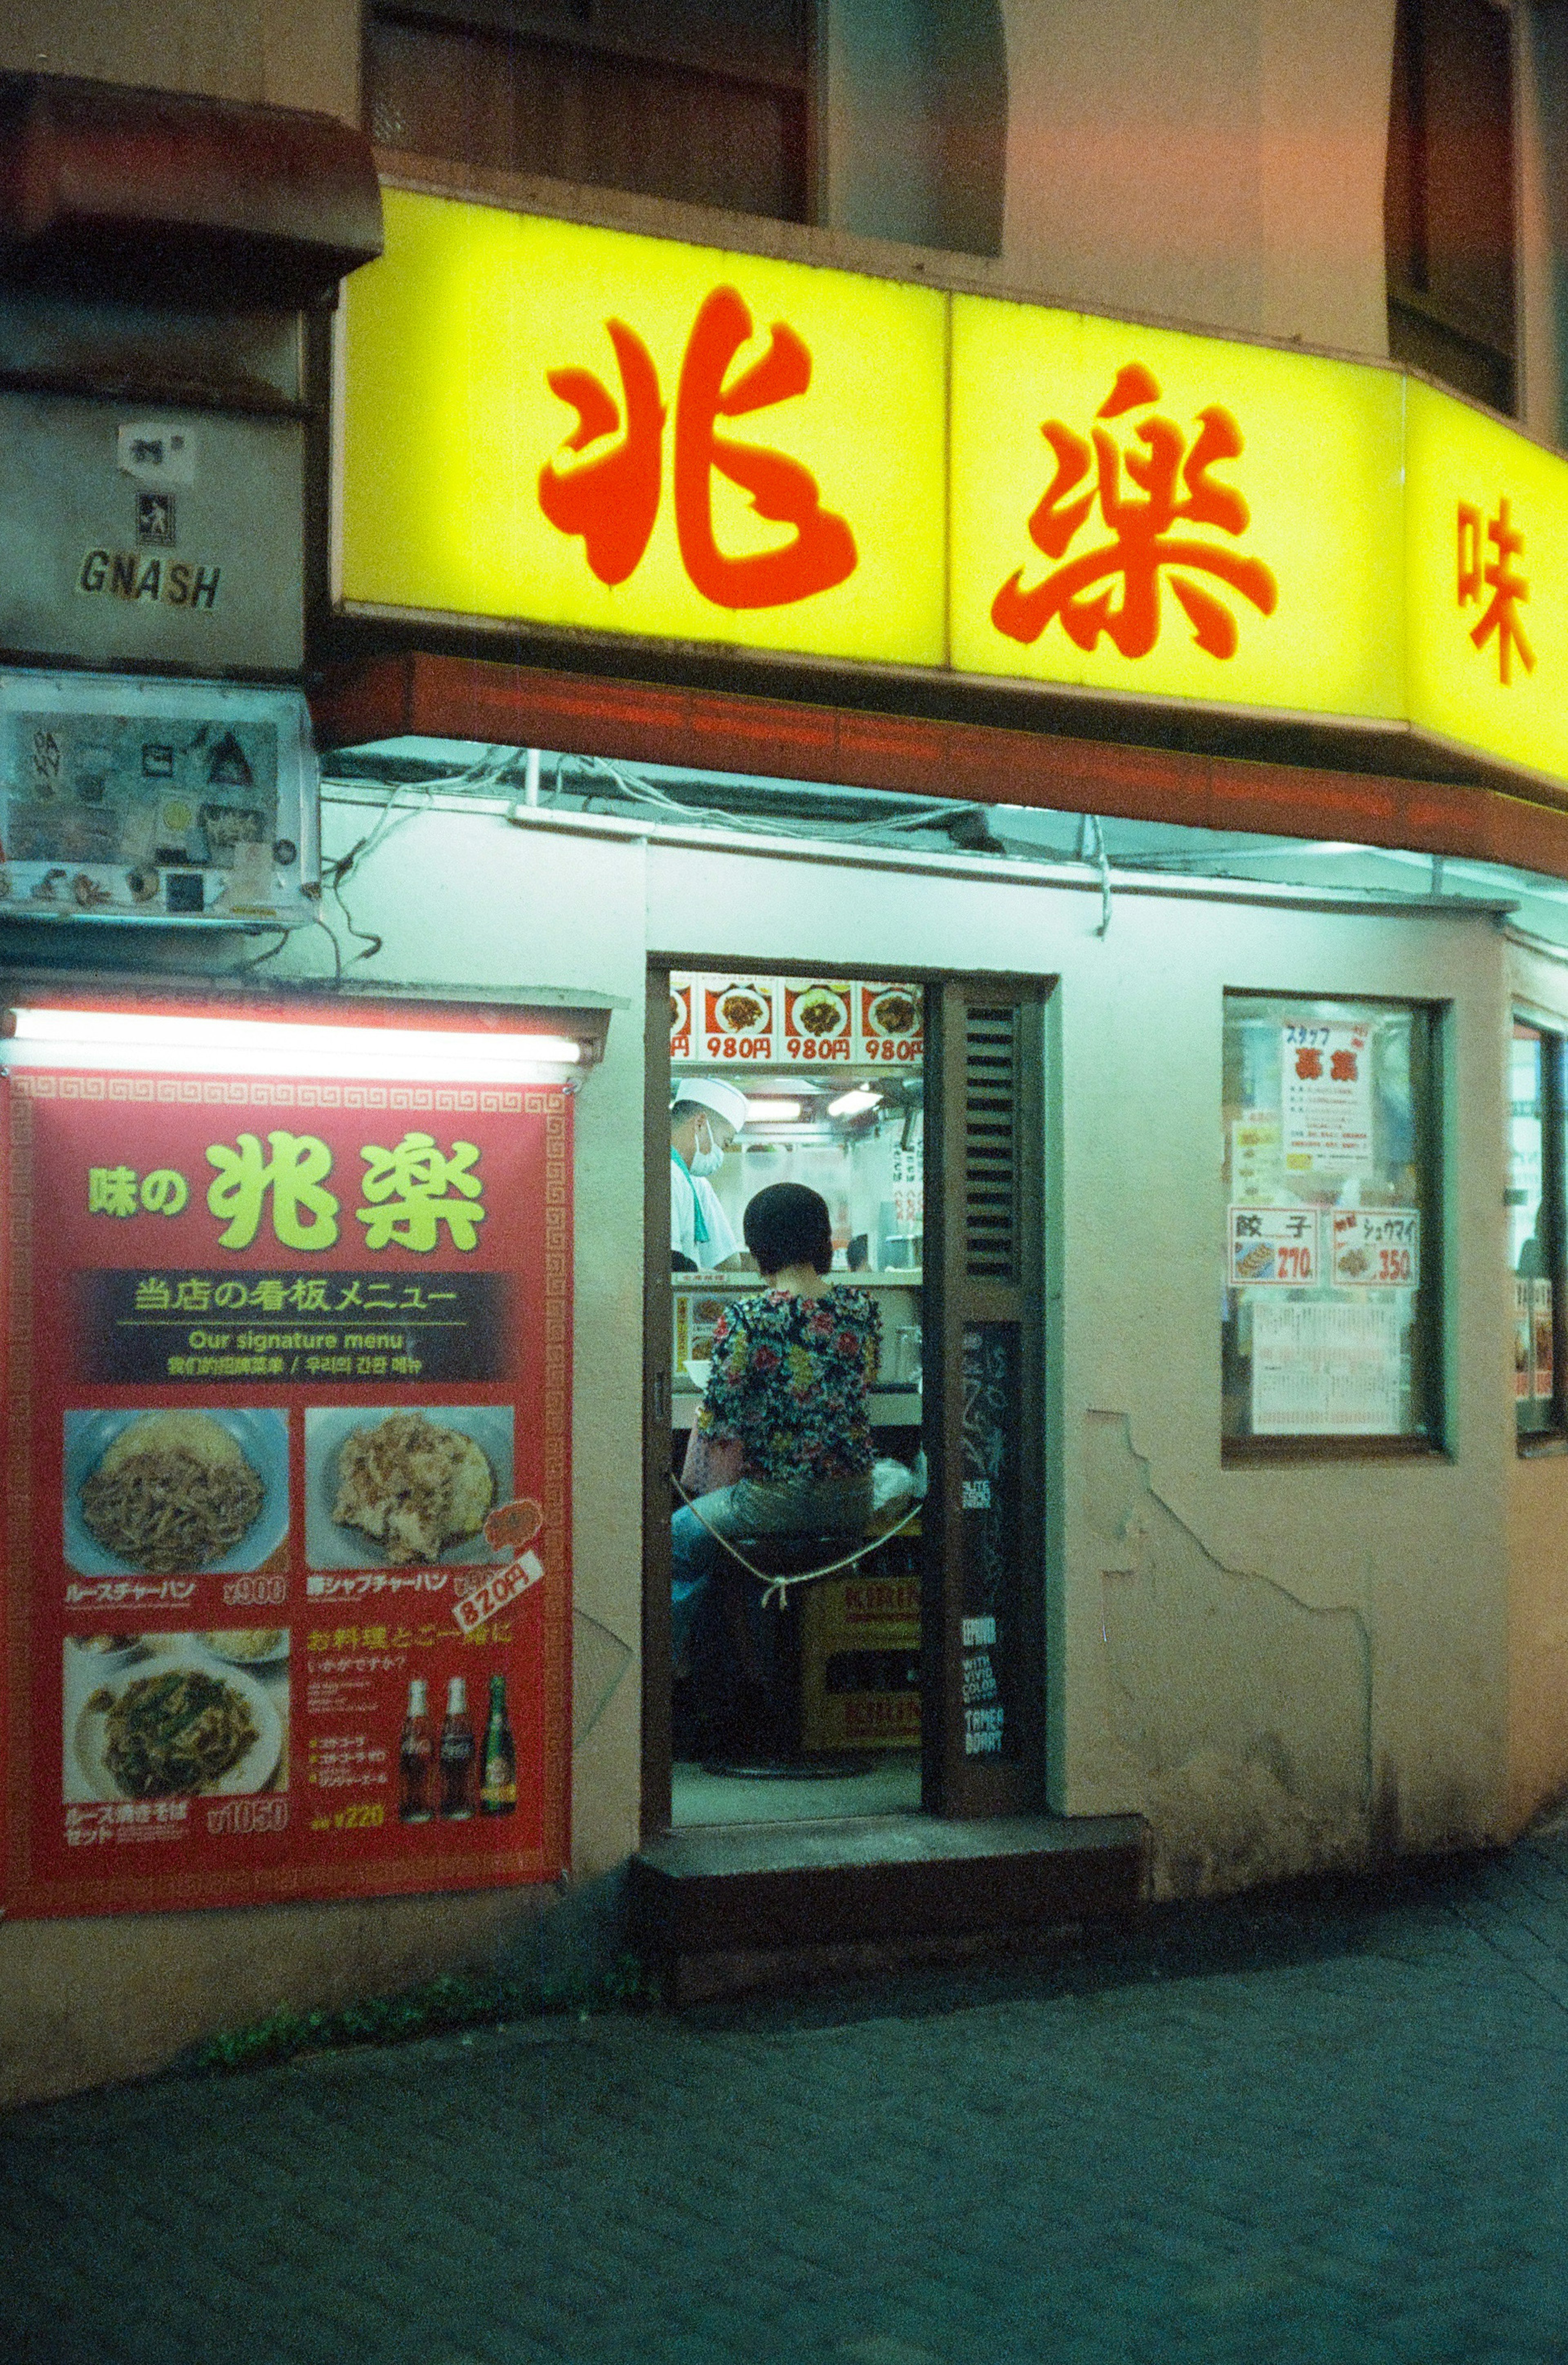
[630,1810,1146,2005]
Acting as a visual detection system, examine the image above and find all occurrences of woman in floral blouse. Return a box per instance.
[671,1182,881,1700]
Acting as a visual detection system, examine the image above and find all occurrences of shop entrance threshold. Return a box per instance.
[631,1810,1147,2004]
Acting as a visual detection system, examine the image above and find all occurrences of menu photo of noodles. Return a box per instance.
[62,1408,289,1578]
[305,1404,515,1570]
[62,1631,290,1805]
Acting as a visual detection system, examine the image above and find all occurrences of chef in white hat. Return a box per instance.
[670,1078,749,1267]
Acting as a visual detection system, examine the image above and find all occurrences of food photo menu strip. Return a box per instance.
[671,973,924,1066]
[1,1071,570,1917]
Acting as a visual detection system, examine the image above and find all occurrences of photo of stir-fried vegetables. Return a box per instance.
[85,1667,261,1798]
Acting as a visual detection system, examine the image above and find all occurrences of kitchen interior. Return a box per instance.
[668,971,927,1827]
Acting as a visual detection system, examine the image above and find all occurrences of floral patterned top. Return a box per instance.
[697,1286,882,1483]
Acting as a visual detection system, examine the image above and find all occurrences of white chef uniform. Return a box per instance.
[670,1153,739,1267]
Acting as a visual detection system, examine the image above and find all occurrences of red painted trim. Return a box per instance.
[311,651,1568,881]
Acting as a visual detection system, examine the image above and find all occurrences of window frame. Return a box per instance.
[1385,0,1519,417]
[363,0,817,227]
[1511,1010,1568,1454]
[1221,991,1448,1468]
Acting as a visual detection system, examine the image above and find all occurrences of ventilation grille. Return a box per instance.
[964,1004,1018,1280]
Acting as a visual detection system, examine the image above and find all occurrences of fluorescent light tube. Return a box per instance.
[0,1007,582,1082]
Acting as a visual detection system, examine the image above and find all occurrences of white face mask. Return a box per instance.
[688,1118,727,1178]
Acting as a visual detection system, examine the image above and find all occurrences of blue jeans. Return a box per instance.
[670,1473,873,1708]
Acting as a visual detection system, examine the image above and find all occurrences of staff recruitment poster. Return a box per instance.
[0,1036,570,1916]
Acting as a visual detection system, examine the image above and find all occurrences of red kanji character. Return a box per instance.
[993,362,1277,659]
[672,286,856,610]
[537,321,665,587]
[1458,497,1535,687]
[1295,1048,1323,1080]
[539,288,857,610]
[1330,1050,1358,1081]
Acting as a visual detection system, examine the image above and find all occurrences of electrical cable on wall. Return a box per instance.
[320,744,539,962]
[1076,812,1112,935]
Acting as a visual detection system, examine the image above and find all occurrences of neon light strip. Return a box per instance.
[0,1007,582,1082]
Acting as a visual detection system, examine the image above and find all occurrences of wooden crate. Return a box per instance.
[800,1543,921,1751]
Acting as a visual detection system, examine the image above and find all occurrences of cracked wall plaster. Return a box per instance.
[572,1613,633,1747]
[1086,1410,1372,1899]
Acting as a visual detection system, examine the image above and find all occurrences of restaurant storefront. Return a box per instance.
[11,120,1568,2089]
[309,176,1568,1955]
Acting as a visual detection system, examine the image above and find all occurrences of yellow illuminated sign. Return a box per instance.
[338,185,1568,793]
[949,299,1405,721]
[339,191,948,666]
[1405,380,1568,785]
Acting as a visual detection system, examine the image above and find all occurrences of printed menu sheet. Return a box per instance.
[1250,1299,1403,1434]
[1,1064,570,1917]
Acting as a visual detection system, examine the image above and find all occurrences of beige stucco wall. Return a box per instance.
[0,0,359,123]
[0,799,648,2108]
[644,824,1516,1891]
[0,791,1544,2102]
[1,2,1412,365]
[16,0,1408,367]
[999,0,1397,354]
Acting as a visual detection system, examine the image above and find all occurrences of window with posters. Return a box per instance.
[0,1001,573,1918]
[1509,1018,1566,1445]
[1222,994,1443,1453]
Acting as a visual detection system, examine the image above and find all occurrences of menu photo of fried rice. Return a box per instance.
[63,1408,290,1577]
[305,1405,515,1570]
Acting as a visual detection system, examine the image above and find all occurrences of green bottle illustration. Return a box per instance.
[480,1671,517,1815]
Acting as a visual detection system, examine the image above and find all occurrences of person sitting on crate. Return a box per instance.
[672,1182,881,1741]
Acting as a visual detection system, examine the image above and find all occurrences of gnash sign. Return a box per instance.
[77,552,222,610]
[0,392,302,675]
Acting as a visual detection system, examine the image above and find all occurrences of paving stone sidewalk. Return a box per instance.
[8,1835,1568,2365]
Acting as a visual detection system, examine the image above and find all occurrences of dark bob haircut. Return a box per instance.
[743,1182,834,1276]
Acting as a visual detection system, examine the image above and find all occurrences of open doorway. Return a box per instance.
[643,964,1047,1835]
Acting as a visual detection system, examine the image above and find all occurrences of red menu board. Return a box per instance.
[0,1059,570,1916]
